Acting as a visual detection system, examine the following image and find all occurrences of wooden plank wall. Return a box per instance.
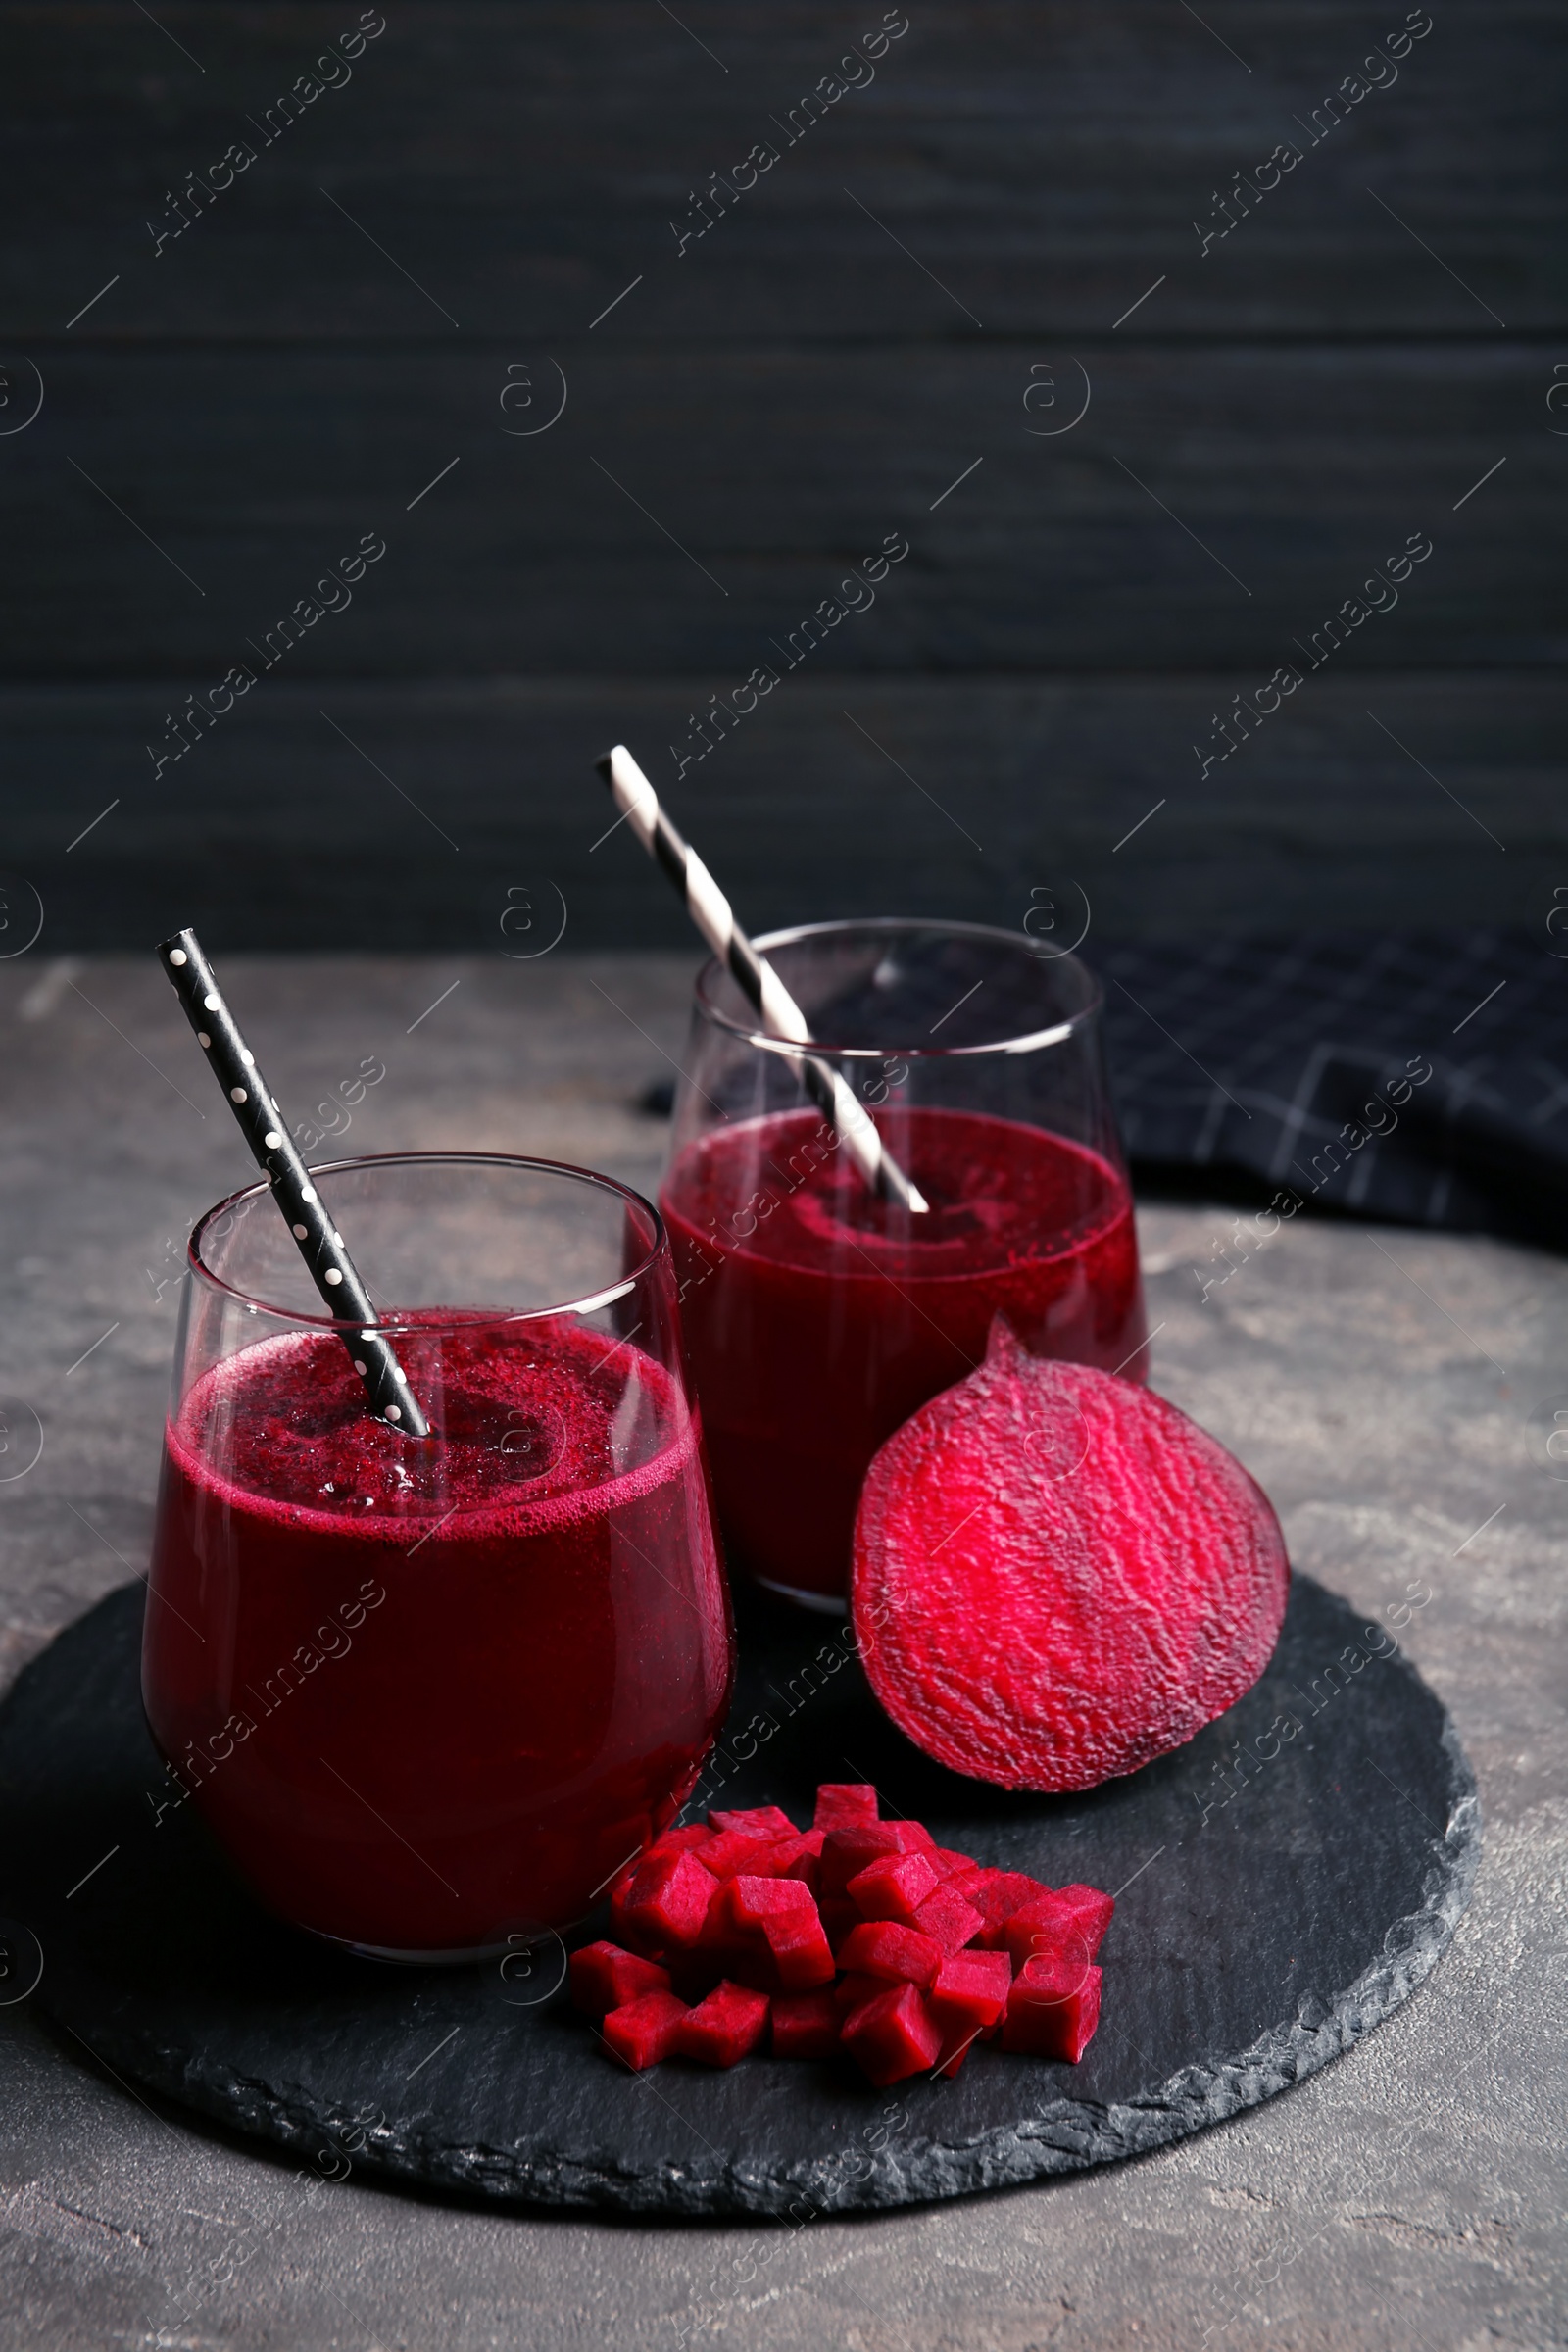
[1,2,1562,951]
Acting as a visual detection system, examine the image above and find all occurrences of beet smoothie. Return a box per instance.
[661,1105,1145,1601]
[142,1315,732,1954]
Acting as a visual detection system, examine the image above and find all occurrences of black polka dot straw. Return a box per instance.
[157,927,430,1438]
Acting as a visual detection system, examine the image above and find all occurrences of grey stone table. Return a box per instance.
[0,954,1561,2351]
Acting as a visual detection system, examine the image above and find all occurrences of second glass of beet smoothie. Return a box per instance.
[660,920,1147,1607]
[142,1153,734,1960]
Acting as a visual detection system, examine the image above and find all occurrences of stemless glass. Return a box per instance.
[660,920,1147,1609]
[141,1152,734,1961]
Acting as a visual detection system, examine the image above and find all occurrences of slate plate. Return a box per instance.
[0,1575,1477,2218]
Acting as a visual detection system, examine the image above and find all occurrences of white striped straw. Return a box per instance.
[597,745,928,1213]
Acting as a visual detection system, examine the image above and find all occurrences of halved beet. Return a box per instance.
[852,1321,1289,1791]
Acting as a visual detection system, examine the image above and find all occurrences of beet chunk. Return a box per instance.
[846,1849,942,1924]
[913,1883,986,1955]
[813,1783,879,1830]
[610,1848,718,1954]
[819,1822,934,1902]
[569,1941,671,2018]
[1002,1955,1102,2062]
[841,1982,944,2086]
[708,1805,797,1837]
[1003,1886,1114,1972]
[771,1988,842,2059]
[675,1980,771,2066]
[601,1989,689,2070]
[852,1320,1289,1790]
[698,1829,796,1882]
[835,1919,944,1989]
[704,1875,836,1992]
[928,1949,1013,2075]
[958,1868,1054,1945]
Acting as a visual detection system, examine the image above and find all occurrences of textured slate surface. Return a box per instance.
[0,1571,1477,2216]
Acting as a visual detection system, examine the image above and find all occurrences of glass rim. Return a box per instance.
[692,915,1103,1060]
[187,1150,667,1333]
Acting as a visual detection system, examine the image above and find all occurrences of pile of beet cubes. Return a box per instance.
[569,1783,1112,2085]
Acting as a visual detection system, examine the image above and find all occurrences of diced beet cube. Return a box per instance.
[813,1782,880,1831]
[955,1868,1053,1945]
[1002,1956,1102,2062]
[924,1846,979,1883]
[674,1979,771,2066]
[723,1875,835,1990]
[708,1804,797,1837]
[836,1919,944,1989]
[1003,1885,1114,1972]
[819,1822,934,1900]
[913,1883,986,1955]
[724,1874,817,1929]
[847,1849,942,1924]
[600,1989,689,2070]
[699,1829,794,1882]
[841,1982,943,2086]
[771,1987,842,2059]
[928,1948,1014,2075]
[776,1838,824,1900]
[767,1830,825,1895]
[610,1848,718,1954]
[569,1940,672,2018]
[1050,1884,1116,1951]
[931,1948,1014,2019]
[767,1913,836,1990]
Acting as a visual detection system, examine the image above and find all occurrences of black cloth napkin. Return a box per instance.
[1095,931,1568,1247]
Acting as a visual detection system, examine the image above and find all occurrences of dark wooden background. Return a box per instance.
[2,2,1562,952]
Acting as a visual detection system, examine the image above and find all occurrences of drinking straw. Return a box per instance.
[596,745,929,1213]
[157,928,431,1436]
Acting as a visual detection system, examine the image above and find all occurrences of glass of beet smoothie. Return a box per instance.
[660,921,1146,1608]
[142,1152,733,1960]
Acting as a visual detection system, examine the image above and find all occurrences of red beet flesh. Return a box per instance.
[1003,1885,1115,1972]
[813,1783,880,1830]
[851,1320,1290,1790]
[840,1981,944,2086]
[609,1848,717,1951]
[847,1849,942,1923]
[569,1941,672,2018]
[601,1989,690,2070]
[584,1782,1112,2075]
[835,1919,944,1989]
[1002,1956,1103,2061]
[676,1980,771,2065]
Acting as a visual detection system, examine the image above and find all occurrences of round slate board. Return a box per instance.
[0,1575,1476,2217]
